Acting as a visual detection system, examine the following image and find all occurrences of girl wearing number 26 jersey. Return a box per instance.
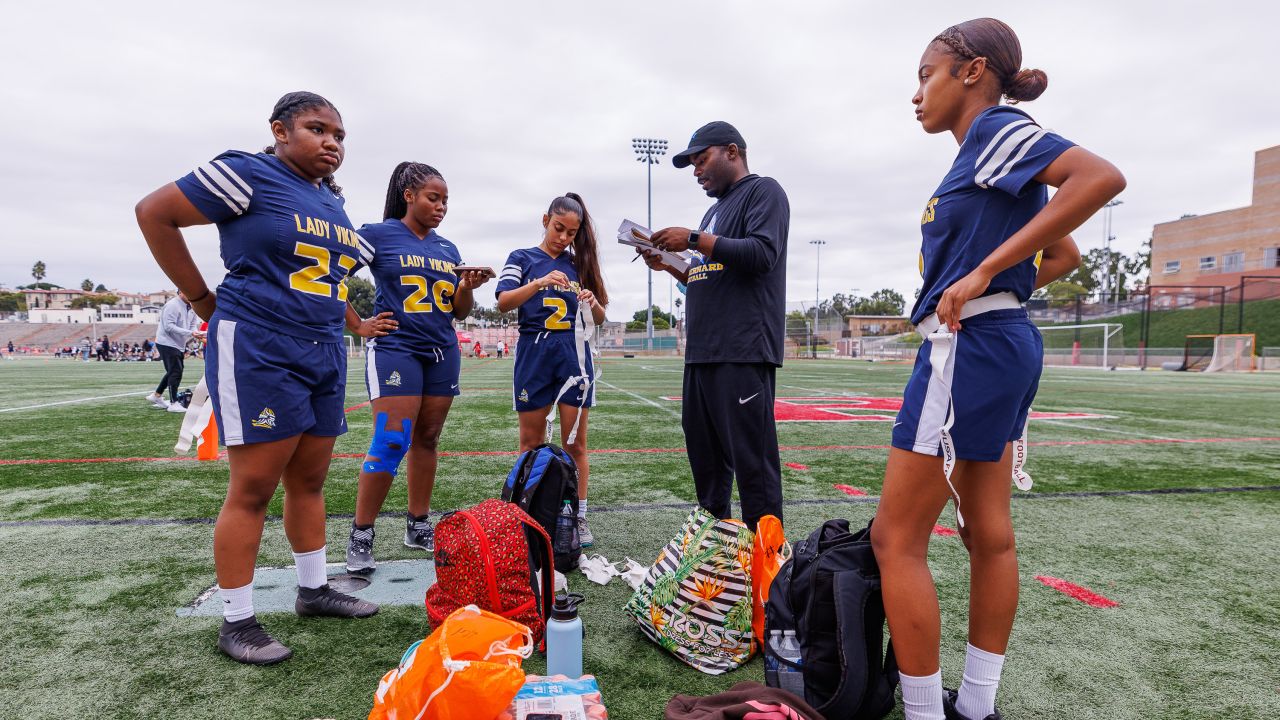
[136,92,377,667]
[869,21,1125,720]
[495,193,608,546]
[341,163,490,574]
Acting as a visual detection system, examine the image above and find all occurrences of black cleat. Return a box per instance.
[295,584,379,619]
[404,512,435,552]
[346,524,376,574]
[944,688,1003,720]
[217,616,292,665]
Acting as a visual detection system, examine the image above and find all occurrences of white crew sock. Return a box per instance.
[292,546,328,589]
[899,669,945,720]
[218,582,254,623]
[577,500,587,519]
[956,643,1005,720]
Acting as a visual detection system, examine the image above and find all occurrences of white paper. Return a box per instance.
[617,219,692,273]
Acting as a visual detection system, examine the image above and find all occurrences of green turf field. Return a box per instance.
[1,356,1278,719]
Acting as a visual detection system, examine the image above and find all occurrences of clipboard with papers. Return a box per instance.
[616,219,693,274]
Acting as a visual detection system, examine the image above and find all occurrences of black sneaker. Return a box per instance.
[217,616,292,665]
[295,584,379,619]
[346,524,375,574]
[405,512,434,552]
[944,688,1003,720]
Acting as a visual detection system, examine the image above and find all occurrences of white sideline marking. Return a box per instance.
[0,390,148,413]
[1036,418,1175,440]
[598,380,681,418]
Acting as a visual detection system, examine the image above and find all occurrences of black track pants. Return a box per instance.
[155,344,185,402]
[681,362,783,530]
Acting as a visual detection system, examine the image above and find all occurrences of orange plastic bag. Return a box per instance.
[368,605,533,720]
[750,515,792,652]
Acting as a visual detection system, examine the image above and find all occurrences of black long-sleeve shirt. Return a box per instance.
[685,174,790,366]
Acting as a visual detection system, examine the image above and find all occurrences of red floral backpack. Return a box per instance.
[425,499,556,645]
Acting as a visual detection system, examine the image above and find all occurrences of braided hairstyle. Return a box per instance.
[547,193,609,308]
[382,162,445,220]
[933,19,1048,104]
[263,91,344,196]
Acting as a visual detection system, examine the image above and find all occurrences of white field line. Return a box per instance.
[777,384,866,397]
[0,390,148,414]
[598,380,681,418]
[1035,418,1176,440]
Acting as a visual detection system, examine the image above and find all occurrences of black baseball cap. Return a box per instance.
[671,121,747,168]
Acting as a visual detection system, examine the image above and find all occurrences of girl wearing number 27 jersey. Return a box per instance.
[136,92,378,667]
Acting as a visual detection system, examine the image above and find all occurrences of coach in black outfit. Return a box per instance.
[644,121,790,530]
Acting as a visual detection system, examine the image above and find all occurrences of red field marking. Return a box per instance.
[833,484,868,496]
[344,401,371,413]
[4,435,1279,466]
[659,396,1109,423]
[785,462,810,470]
[1035,575,1119,608]
[932,524,958,537]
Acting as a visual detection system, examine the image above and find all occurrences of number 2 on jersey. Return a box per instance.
[289,242,356,300]
[542,297,571,330]
[401,276,455,313]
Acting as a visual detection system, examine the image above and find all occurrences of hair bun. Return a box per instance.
[1004,68,1048,103]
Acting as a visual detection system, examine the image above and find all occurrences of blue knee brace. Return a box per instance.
[363,412,412,476]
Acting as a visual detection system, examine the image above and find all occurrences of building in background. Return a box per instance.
[1151,145,1280,301]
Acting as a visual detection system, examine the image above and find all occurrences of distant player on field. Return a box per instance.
[495,194,607,545]
[869,20,1125,720]
[146,291,203,412]
[136,91,378,666]
[343,162,490,573]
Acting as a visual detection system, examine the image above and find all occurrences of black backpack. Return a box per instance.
[501,443,580,573]
[764,518,898,720]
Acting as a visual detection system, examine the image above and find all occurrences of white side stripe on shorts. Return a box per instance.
[215,320,244,445]
[365,346,381,401]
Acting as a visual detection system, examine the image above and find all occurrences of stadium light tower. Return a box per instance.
[633,137,667,348]
[1102,199,1123,303]
[810,239,826,359]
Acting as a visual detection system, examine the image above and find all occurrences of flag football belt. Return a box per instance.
[916,291,1031,528]
[546,309,598,445]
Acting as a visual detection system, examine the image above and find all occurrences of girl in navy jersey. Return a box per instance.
[495,194,608,545]
[136,92,377,666]
[869,20,1125,720]
[342,162,490,573]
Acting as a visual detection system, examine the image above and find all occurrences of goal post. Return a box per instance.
[1037,323,1124,369]
[1186,333,1256,372]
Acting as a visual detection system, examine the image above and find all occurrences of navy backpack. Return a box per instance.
[502,443,580,573]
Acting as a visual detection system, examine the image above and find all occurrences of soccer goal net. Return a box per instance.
[1038,323,1124,368]
[1185,334,1256,372]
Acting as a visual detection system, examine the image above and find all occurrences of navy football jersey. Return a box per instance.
[494,247,582,334]
[912,106,1075,325]
[357,220,463,350]
[176,150,362,342]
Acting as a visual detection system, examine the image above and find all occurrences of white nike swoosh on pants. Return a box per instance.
[738,393,760,405]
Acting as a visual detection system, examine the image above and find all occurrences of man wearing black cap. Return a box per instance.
[644,121,790,531]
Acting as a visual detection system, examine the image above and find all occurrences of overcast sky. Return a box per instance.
[2,1,1277,320]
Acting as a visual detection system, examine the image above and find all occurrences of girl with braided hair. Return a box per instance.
[136,91,377,666]
[869,19,1125,720]
[342,163,491,573]
[495,194,608,546]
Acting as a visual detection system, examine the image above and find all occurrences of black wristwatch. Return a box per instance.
[688,231,702,251]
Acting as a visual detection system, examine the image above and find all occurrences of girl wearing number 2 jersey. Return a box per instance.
[136,91,377,667]
[342,163,490,574]
[495,194,608,546]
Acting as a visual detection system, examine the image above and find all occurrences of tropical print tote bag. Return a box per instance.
[625,507,756,675]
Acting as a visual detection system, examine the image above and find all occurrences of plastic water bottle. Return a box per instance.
[554,500,579,560]
[776,630,805,698]
[546,591,585,678]
[764,630,783,688]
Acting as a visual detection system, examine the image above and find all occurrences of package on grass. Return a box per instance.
[624,507,756,675]
[368,605,532,720]
[501,674,608,720]
[578,553,647,589]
